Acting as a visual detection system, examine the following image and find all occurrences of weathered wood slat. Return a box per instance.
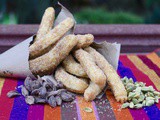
[0,25,160,53]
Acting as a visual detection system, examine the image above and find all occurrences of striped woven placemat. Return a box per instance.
[0,50,159,120]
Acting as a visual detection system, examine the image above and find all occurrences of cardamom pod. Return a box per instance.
[138,82,146,87]
[128,78,134,83]
[55,95,62,106]
[142,100,146,106]
[7,90,20,98]
[48,96,57,108]
[138,95,145,102]
[135,104,143,109]
[61,92,74,102]
[132,98,139,104]
[84,107,93,113]
[39,87,47,98]
[24,76,32,91]
[30,80,41,91]
[25,96,35,105]
[146,97,155,101]
[145,92,154,97]
[146,99,154,106]
[128,92,136,99]
[153,91,160,96]
[141,87,150,92]
[129,102,134,108]
[155,98,159,103]
[121,102,129,108]
[148,86,154,92]
[21,86,29,97]
[34,97,46,103]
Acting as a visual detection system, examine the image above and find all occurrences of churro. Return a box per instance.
[62,55,88,78]
[29,17,74,59]
[55,66,89,93]
[74,49,106,88]
[85,47,127,103]
[35,7,55,42]
[29,35,78,76]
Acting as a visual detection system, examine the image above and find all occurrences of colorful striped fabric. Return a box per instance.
[0,50,160,120]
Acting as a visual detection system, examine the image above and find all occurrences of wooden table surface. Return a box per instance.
[0,24,160,54]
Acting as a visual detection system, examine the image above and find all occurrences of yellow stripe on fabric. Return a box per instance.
[147,52,160,68]
[0,77,5,95]
[128,55,160,90]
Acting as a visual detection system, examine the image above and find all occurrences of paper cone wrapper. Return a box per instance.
[0,3,120,79]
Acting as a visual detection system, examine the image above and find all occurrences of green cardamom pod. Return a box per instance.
[121,102,130,109]
[132,98,139,104]
[146,100,154,106]
[129,102,134,108]
[135,104,143,109]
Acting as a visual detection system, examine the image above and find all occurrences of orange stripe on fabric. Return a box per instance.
[77,96,96,120]
[0,77,5,95]
[106,91,133,120]
[147,53,160,68]
[44,105,61,120]
[128,55,160,90]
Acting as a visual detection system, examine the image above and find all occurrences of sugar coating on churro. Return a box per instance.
[55,66,89,94]
[84,81,102,101]
[29,17,74,59]
[74,49,106,88]
[35,7,55,42]
[62,55,88,78]
[75,34,94,49]
[84,47,127,103]
[29,35,78,76]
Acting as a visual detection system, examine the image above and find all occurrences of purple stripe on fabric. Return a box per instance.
[75,97,82,120]
[27,104,44,120]
[61,100,79,120]
[138,55,160,77]
[94,95,115,120]
[118,61,149,120]
[92,101,100,120]
[119,61,160,119]
[9,79,29,120]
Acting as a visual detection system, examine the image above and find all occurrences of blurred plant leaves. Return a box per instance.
[75,8,143,24]
[1,0,160,24]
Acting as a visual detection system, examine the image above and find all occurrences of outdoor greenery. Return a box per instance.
[75,8,143,24]
[0,0,160,24]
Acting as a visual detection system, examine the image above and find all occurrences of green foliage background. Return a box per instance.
[0,0,160,24]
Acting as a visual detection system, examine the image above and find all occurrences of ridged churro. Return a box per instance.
[84,47,127,103]
[29,35,78,76]
[74,49,106,88]
[35,7,55,42]
[62,55,88,78]
[84,81,102,101]
[29,17,74,59]
[75,34,94,49]
[55,66,89,94]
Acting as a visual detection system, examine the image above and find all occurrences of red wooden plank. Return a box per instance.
[0,25,160,53]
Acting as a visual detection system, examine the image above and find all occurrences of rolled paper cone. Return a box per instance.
[0,36,35,79]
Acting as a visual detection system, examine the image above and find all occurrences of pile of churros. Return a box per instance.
[29,7,127,102]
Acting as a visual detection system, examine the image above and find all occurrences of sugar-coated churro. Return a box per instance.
[75,34,94,49]
[29,17,74,59]
[29,35,78,76]
[74,49,106,88]
[35,7,55,42]
[62,55,88,78]
[55,66,89,94]
[84,47,127,103]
